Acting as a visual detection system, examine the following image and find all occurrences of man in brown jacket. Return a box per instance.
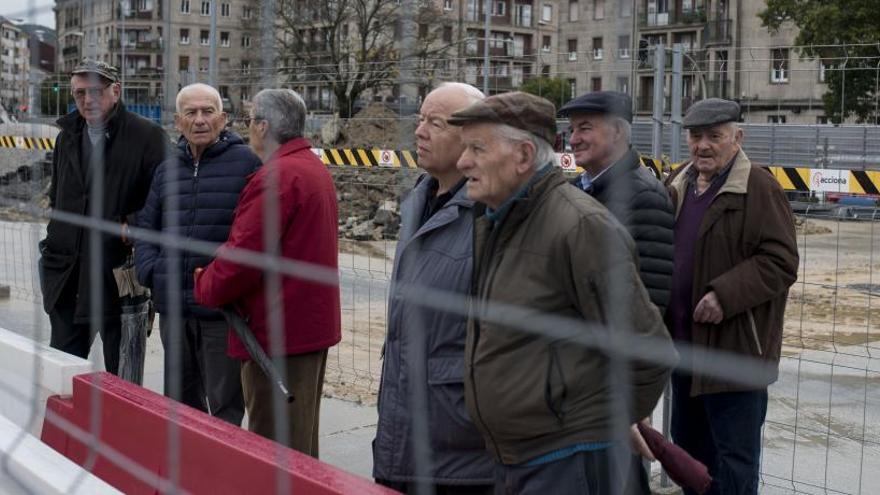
[450,92,677,493]
[665,98,799,495]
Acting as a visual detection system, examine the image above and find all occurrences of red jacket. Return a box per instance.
[194,137,341,359]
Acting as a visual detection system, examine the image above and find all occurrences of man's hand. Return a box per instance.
[630,418,655,461]
[693,290,724,324]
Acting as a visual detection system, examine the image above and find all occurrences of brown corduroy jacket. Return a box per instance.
[666,149,799,396]
[464,166,677,465]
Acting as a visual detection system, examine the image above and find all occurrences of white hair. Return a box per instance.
[436,82,485,105]
[494,124,557,170]
[176,83,223,113]
[609,116,632,144]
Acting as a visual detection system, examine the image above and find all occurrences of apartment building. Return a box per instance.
[0,17,31,114]
[55,0,261,112]
[557,0,828,124]
[454,0,559,94]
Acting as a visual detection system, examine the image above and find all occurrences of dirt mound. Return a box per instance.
[795,217,833,235]
[333,104,417,150]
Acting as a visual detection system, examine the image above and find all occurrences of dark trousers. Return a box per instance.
[242,349,328,456]
[671,373,768,495]
[159,316,244,426]
[48,280,121,375]
[493,449,621,495]
[376,479,492,495]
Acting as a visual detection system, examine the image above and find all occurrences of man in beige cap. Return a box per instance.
[39,58,167,373]
[665,98,798,494]
[451,92,676,492]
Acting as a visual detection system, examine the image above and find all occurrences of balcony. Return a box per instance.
[703,19,732,45]
[636,95,697,113]
[62,45,80,57]
[109,39,163,52]
[640,6,706,28]
[476,76,514,90]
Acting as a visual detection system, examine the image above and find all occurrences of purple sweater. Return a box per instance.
[667,176,726,341]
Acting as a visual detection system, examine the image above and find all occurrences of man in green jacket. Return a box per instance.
[450,92,677,493]
[665,99,798,495]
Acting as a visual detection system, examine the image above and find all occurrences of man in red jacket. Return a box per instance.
[193,88,340,456]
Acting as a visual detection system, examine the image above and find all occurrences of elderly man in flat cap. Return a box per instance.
[40,59,167,374]
[451,91,676,493]
[665,98,798,494]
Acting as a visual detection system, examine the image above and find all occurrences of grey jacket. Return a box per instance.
[373,175,494,484]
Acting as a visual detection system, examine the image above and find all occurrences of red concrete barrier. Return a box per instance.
[41,372,396,494]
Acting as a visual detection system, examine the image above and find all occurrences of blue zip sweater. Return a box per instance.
[135,130,261,319]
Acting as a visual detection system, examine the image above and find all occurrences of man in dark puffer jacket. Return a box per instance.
[559,91,674,314]
[135,83,261,425]
[559,91,675,494]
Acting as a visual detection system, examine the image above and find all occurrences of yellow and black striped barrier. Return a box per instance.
[316,148,419,168]
[0,135,55,150]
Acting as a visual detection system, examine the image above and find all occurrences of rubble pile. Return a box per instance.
[333,168,420,241]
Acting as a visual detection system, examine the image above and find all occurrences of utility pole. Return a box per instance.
[209,0,217,86]
[670,44,683,163]
[651,43,665,161]
[482,0,490,94]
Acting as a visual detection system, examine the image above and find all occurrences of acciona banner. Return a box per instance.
[809,169,849,193]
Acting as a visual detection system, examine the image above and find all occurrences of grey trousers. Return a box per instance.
[159,316,244,426]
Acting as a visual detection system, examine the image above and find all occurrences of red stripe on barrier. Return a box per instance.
[41,372,397,495]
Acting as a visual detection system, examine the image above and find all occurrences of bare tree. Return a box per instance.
[276,0,456,118]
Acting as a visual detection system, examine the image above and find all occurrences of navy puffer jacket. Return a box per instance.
[135,130,261,319]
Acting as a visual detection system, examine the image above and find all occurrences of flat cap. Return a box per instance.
[558,91,633,123]
[447,91,557,145]
[71,58,119,83]
[683,98,740,128]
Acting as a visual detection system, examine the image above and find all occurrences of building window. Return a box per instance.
[200,1,210,15]
[220,31,230,47]
[616,76,629,93]
[241,87,250,101]
[515,3,532,26]
[241,61,251,74]
[569,1,578,21]
[179,28,190,44]
[178,55,189,71]
[242,35,251,48]
[492,0,506,15]
[199,57,209,72]
[618,35,630,58]
[817,116,829,124]
[221,2,230,16]
[444,0,453,9]
[819,61,830,83]
[541,3,552,22]
[200,30,210,45]
[619,0,631,17]
[594,0,605,19]
[542,35,551,52]
[771,48,789,83]
[568,78,576,98]
[442,26,453,43]
[568,38,578,61]
[592,77,602,91]
[592,37,603,60]
[243,6,252,18]
[768,115,786,124]
[180,0,189,13]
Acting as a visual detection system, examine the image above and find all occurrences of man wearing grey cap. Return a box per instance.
[665,98,798,494]
[39,59,168,374]
[558,89,675,493]
[451,91,676,492]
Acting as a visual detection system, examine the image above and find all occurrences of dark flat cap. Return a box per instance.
[683,98,740,128]
[447,91,557,145]
[71,58,119,83]
[558,91,633,123]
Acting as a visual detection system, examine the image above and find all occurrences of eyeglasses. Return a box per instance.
[243,116,265,127]
[71,83,112,101]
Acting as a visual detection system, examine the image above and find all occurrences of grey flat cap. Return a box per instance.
[71,58,120,83]
[683,98,740,128]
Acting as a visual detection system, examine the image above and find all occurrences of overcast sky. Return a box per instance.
[0,0,55,30]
